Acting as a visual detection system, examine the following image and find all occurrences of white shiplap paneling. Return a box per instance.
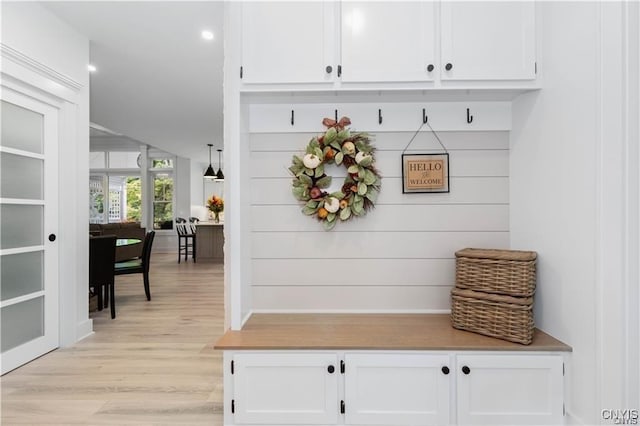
[248,124,509,311]
[251,176,509,205]
[251,205,509,232]
[252,258,455,286]
[252,285,454,312]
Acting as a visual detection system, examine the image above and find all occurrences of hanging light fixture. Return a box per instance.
[204,144,216,179]
[215,148,225,181]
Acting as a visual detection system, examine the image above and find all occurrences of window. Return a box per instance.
[108,176,141,223]
[153,173,173,229]
[89,176,105,223]
[90,175,141,224]
[90,150,176,229]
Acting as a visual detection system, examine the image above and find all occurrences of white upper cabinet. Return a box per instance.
[340,2,436,82]
[440,2,536,81]
[238,1,537,87]
[241,2,336,84]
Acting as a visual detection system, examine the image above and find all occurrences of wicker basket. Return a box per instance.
[455,248,537,297]
[451,288,534,345]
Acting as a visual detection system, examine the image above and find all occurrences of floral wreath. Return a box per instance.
[289,117,382,230]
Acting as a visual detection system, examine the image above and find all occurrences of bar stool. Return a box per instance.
[176,218,196,263]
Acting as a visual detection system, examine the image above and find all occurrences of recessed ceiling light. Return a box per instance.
[88,64,97,72]
[201,30,214,41]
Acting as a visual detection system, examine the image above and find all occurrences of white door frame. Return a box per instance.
[1,43,89,357]
[0,87,60,374]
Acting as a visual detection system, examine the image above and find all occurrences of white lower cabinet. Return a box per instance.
[233,353,339,424]
[344,353,450,426]
[456,355,564,426]
[227,352,564,426]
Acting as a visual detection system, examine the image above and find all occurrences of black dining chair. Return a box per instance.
[89,235,117,319]
[115,231,155,301]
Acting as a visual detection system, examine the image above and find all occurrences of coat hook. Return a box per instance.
[378,109,383,125]
[466,108,473,124]
[291,110,295,126]
[335,109,338,122]
[422,108,428,124]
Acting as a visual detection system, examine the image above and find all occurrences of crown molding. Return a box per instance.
[1,43,84,92]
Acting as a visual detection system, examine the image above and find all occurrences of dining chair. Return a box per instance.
[176,223,196,263]
[89,235,117,319]
[115,231,155,301]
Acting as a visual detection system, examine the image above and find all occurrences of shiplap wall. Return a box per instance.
[248,125,510,312]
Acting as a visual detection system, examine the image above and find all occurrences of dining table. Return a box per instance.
[116,238,142,247]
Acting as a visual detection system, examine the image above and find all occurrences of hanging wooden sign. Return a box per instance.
[402,153,450,193]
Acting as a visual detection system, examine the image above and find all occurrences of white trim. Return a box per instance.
[0,291,45,309]
[75,319,94,342]
[241,310,253,328]
[251,309,452,315]
[0,146,45,160]
[249,101,512,133]
[565,410,586,426]
[594,2,605,417]
[0,245,44,256]
[0,198,44,205]
[0,43,83,92]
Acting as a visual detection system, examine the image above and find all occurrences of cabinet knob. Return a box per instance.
[427,64,434,72]
[445,63,453,71]
[441,366,450,375]
[327,365,335,374]
[326,65,333,74]
[48,234,57,242]
[462,366,470,375]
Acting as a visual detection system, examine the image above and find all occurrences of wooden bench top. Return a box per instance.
[215,313,571,352]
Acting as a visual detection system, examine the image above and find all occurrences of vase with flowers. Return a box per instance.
[207,195,224,223]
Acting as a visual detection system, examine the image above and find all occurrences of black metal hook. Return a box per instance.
[291,110,294,126]
[335,109,338,122]
[378,109,383,125]
[422,108,428,124]
[466,108,473,124]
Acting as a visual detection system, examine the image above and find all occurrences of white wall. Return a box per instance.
[2,3,91,344]
[248,127,510,312]
[511,2,640,423]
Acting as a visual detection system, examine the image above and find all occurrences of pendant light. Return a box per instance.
[204,144,216,179]
[215,148,225,181]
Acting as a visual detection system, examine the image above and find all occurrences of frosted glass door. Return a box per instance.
[1,92,59,375]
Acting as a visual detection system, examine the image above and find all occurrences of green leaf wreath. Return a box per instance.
[289,117,382,231]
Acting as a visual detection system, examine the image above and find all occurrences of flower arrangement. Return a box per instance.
[289,116,381,231]
[207,195,224,222]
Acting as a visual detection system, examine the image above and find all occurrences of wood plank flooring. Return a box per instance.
[1,254,224,425]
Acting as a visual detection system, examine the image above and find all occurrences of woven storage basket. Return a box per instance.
[451,288,534,345]
[455,248,537,297]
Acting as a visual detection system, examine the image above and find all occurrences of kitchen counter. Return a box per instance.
[215,313,571,352]
[195,222,224,262]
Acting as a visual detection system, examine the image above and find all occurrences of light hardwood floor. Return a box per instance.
[1,253,225,425]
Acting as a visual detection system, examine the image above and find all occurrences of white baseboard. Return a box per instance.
[250,309,452,314]
[565,410,586,425]
[241,311,253,328]
[75,319,94,343]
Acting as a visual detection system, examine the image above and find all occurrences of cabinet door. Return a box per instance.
[241,2,335,84]
[344,353,451,426]
[340,1,436,82]
[233,353,339,424]
[456,355,563,425]
[441,2,536,81]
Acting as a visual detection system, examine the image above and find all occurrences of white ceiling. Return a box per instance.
[42,1,224,162]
